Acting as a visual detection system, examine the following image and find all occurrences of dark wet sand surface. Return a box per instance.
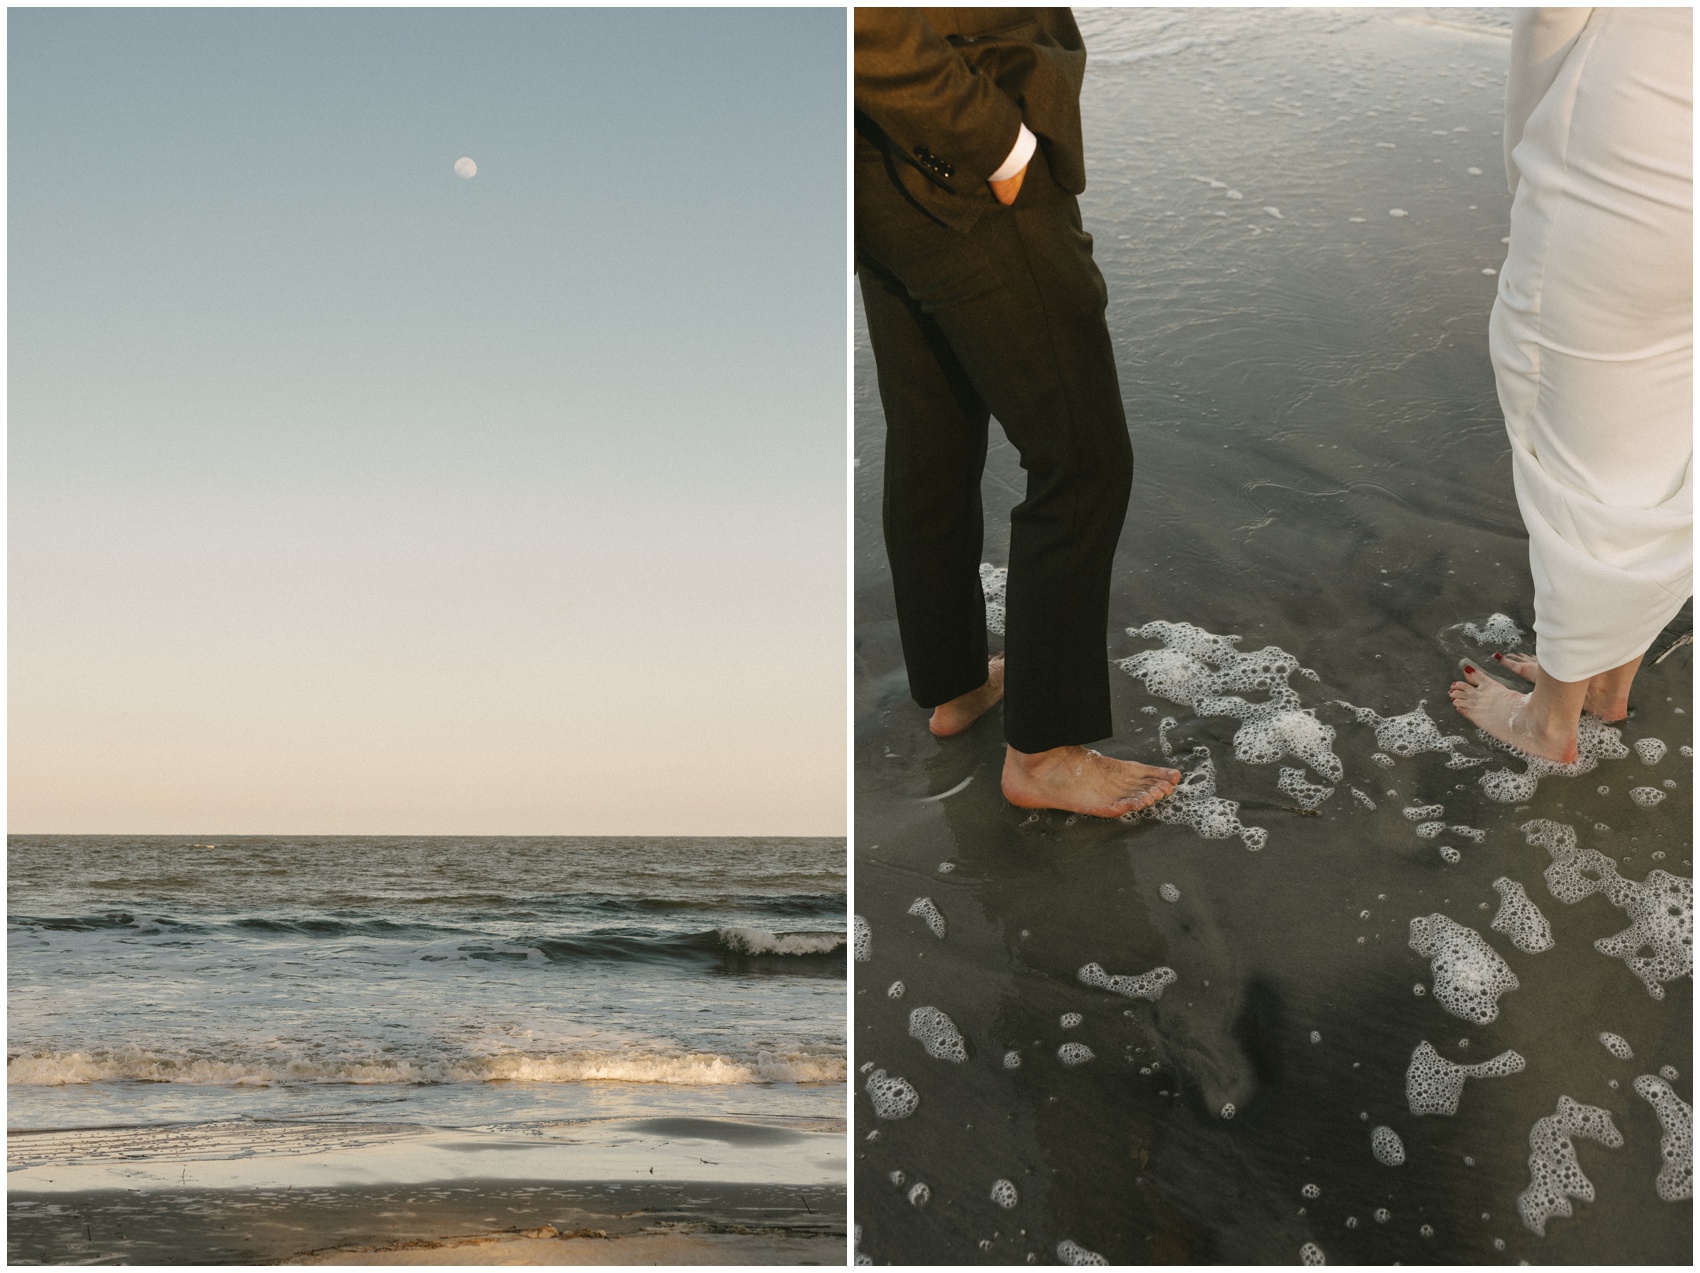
[853,9,1691,1266]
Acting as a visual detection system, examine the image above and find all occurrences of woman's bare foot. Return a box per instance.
[929,655,1005,737]
[1001,745,1182,818]
[1490,651,1631,721]
[1449,664,1579,764]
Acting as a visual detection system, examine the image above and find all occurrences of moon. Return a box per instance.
[454,157,477,179]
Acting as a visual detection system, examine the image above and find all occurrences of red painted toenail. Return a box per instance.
[1493,652,1504,661]
[1464,664,1476,673]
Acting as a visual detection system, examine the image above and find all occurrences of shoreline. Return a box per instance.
[8,1116,844,1265]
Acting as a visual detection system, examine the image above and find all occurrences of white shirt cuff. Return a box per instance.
[989,123,1037,182]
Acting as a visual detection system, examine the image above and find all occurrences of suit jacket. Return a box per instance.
[855,8,1088,233]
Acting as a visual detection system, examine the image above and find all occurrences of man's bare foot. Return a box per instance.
[1490,651,1629,721]
[929,655,1005,737]
[1449,664,1578,764]
[1001,745,1182,818]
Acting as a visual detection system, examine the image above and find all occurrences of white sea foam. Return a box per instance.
[1301,1183,1320,1198]
[1491,878,1554,953]
[1517,1096,1623,1235]
[1278,767,1335,809]
[1439,846,1461,864]
[908,1006,967,1063]
[853,914,872,962]
[1403,803,1445,821]
[1633,1074,1692,1202]
[1002,1050,1022,1070]
[1599,1032,1633,1061]
[1300,1241,1326,1265]
[907,897,947,939]
[1057,1042,1095,1067]
[1371,1125,1406,1166]
[1635,738,1668,765]
[1661,1065,1680,1081]
[1057,1238,1108,1265]
[1523,819,1693,998]
[907,1181,930,1207]
[1118,621,1341,780]
[1061,1013,1083,1029]
[1462,613,1524,645]
[1451,825,1486,841]
[1341,700,1484,769]
[864,1068,920,1119]
[888,981,905,999]
[1159,883,1181,903]
[1123,742,1268,851]
[1351,788,1377,809]
[991,1178,1020,1209]
[1408,914,1519,1024]
[1371,752,1395,768]
[1629,787,1667,808]
[4,1046,846,1087]
[1405,1040,1525,1116]
[1416,821,1446,839]
[980,563,1007,635]
[717,927,845,956]
[1479,714,1630,802]
[1078,962,1177,1001]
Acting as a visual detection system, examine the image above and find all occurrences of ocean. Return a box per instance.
[9,835,846,1132]
[853,7,1691,1266]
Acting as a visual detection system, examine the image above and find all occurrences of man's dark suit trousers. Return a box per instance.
[857,148,1133,754]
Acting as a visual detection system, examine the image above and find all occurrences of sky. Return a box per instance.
[9,7,847,836]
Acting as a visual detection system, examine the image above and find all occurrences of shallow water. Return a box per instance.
[853,9,1691,1265]
[9,835,845,1131]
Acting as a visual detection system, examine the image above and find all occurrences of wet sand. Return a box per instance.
[853,8,1690,1266]
[8,1116,844,1265]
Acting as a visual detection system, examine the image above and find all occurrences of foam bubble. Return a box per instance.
[1661,1065,1680,1081]
[1450,825,1487,841]
[1636,738,1668,765]
[1630,787,1667,808]
[1408,914,1519,1024]
[1159,883,1181,903]
[908,1006,967,1063]
[888,981,905,999]
[1299,1242,1326,1266]
[1310,1030,1322,1044]
[1123,743,1267,851]
[1416,821,1446,839]
[1440,846,1461,864]
[1061,1012,1083,1029]
[907,1181,930,1207]
[853,914,872,962]
[1479,714,1630,802]
[1301,1183,1321,1198]
[1405,1040,1525,1115]
[980,563,1007,635]
[1371,753,1396,768]
[889,1169,906,1186]
[1342,700,1484,769]
[1523,819,1693,998]
[1663,779,1677,788]
[1389,208,1408,217]
[1517,1096,1623,1235]
[1633,1075,1692,1202]
[1119,621,1341,780]
[1003,1050,1022,1069]
[1682,746,1693,758]
[1279,767,1335,809]
[1078,962,1177,1001]
[1351,788,1377,810]
[865,1068,920,1119]
[937,861,955,873]
[1057,1239,1107,1265]
[1220,1103,1236,1119]
[908,896,947,938]
[1462,613,1524,645]
[1374,1208,1389,1223]
[1404,803,1445,821]
[991,1178,1020,1209]
[1599,1032,1633,1060]
[1371,1125,1406,1166]
[1491,878,1554,953]
[1057,1042,1095,1067]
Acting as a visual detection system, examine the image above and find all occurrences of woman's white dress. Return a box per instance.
[1490,7,1693,683]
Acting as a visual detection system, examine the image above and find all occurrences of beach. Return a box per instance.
[853,8,1691,1265]
[8,835,846,1263]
